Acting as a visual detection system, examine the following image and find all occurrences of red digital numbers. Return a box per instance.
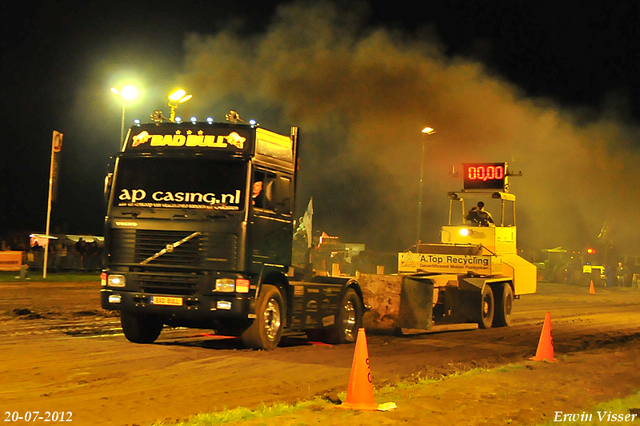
[467,165,504,181]
[463,163,507,190]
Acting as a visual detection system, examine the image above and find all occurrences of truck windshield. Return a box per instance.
[112,157,247,211]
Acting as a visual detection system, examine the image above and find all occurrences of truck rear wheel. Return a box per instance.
[242,285,283,350]
[478,285,495,329]
[327,288,363,344]
[120,311,163,343]
[306,288,363,344]
[493,282,513,327]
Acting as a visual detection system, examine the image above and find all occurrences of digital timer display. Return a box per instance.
[463,163,508,190]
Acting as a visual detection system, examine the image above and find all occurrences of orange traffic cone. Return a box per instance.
[529,312,557,362]
[337,328,379,411]
[589,280,595,294]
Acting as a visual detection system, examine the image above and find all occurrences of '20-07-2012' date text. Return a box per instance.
[5,412,72,422]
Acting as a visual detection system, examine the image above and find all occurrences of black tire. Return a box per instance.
[325,288,363,344]
[478,285,495,329]
[493,283,513,327]
[242,285,284,350]
[120,311,163,343]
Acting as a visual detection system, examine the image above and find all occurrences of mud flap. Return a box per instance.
[397,277,434,330]
[359,274,433,332]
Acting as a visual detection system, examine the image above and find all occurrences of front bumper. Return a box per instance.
[101,288,255,320]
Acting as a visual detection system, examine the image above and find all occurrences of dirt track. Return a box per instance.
[1,280,639,425]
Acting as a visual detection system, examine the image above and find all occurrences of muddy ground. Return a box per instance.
[0,280,639,425]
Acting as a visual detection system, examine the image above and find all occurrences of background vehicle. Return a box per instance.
[362,162,536,332]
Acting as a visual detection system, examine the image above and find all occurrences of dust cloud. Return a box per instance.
[177,0,640,257]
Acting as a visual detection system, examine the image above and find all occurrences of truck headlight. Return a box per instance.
[215,278,235,292]
[108,274,126,287]
[214,278,250,293]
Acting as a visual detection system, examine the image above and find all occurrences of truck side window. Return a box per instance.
[253,171,291,213]
[275,176,292,215]
[252,171,274,210]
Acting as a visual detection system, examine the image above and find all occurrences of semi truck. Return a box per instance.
[101,113,535,348]
[100,112,364,350]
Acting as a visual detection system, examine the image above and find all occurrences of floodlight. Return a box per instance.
[168,89,187,101]
[120,85,139,102]
[168,89,193,122]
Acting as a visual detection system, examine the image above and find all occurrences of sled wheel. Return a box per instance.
[493,283,513,327]
[478,285,495,329]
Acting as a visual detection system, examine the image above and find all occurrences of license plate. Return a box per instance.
[151,296,183,306]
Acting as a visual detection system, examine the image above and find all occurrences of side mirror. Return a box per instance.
[103,173,113,205]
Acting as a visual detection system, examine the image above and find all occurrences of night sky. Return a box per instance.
[2,0,640,255]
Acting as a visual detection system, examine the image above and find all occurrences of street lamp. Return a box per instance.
[416,126,436,250]
[168,89,192,122]
[111,85,139,147]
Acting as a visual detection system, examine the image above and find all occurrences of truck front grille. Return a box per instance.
[110,229,238,269]
[134,230,201,266]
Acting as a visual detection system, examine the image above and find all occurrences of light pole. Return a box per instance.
[168,89,192,122]
[416,126,436,251]
[111,85,139,148]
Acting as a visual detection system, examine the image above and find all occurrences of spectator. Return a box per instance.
[616,262,627,287]
[75,238,87,270]
[605,264,614,288]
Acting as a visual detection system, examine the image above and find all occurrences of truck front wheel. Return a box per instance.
[242,285,284,350]
[120,311,163,343]
[493,283,513,327]
[478,285,495,329]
